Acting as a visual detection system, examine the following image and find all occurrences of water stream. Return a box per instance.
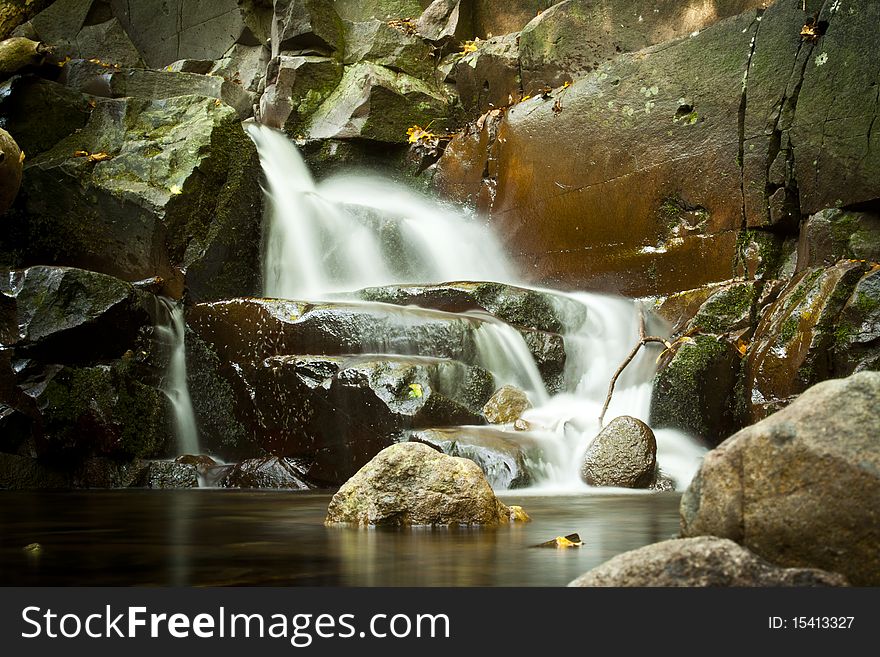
[246,124,706,491]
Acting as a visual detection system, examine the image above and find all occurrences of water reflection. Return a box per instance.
[0,491,680,586]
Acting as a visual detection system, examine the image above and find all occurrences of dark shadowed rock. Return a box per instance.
[580,415,656,488]
[325,442,513,525]
[258,55,343,133]
[834,269,880,376]
[0,453,71,489]
[344,18,434,79]
[681,371,880,586]
[796,209,880,272]
[1,1,54,40]
[409,426,540,489]
[0,36,47,79]
[651,335,746,447]
[271,0,344,57]
[453,32,520,116]
[221,457,313,489]
[569,537,849,587]
[0,127,23,214]
[482,384,531,424]
[135,460,199,488]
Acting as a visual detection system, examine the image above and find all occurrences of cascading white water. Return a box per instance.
[247,123,705,491]
[155,298,200,457]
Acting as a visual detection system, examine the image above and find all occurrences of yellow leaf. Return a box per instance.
[407,383,423,399]
[87,152,112,162]
[461,39,480,53]
[562,80,572,89]
[19,151,25,163]
[169,184,183,195]
[519,94,532,102]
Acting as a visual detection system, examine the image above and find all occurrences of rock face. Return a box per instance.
[325,442,512,525]
[0,127,23,214]
[482,384,531,424]
[221,457,312,489]
[438,0,880,296]
[453,32,521,117]
[135,461,199,489]
[4,95,262,301]
[580,416,656,488]
[569,537,849,587]
[681,372,880,586]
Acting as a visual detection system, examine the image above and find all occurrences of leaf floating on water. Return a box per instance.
[534,533,583,548]
[407,383,423,399]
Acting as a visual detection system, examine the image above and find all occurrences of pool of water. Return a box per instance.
[0,490,682,586]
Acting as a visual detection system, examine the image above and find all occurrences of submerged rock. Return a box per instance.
[325,442,513,525]
[409,426,539,490]
[681,371,880,586]
[580,416,656,489]
[569,537,849,587]
[482,385,531,424]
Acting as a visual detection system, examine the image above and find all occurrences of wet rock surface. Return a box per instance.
[325,442,513,525]
[580,416,656,489]
[482,384,531,425]
[221,457,312,490]
[569,537,849,587]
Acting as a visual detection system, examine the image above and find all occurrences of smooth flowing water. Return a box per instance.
[0,491,680,586]
[246,124,706,491]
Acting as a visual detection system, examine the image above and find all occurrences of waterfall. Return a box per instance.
[246,123,705,490]
[155,298,200,457]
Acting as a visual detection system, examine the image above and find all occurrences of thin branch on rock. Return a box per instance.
[598,308,670,428]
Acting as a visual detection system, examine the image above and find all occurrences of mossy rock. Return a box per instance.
[687,281,759,335]
[833,268,880,376]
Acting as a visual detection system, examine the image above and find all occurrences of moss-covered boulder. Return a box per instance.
[569,537,849,587]
[325,442,514,525]
[681,371,880,586]
[0,127,23,214]
[344,19,435,79]
[833,268,880,376]
[796,209,880,272]
[36,360,171,459]
[580,415,656,488]
[305,61,452,142]
[5,95,262,301]
[258,55,343,134]
[746,260,869,419]
[686,281,759,336]
[409,426,539,489]
[651,335,746,446]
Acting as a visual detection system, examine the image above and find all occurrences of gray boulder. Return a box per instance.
[569,537,849,587]
[681,371,880,586]
[325,442,514,525]
[580,415,656,488]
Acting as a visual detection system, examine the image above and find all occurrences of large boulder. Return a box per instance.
[681,371,880,586]
[271,0,344,57]
[0,127,23,214]
[220,456,312,489]
[651,335,746,446]
[409,426,538,489]
[569,537,849,587]
[258,55,343,133]
[4,95,262,301]
[580,415,656,488]
[344,19,435,79]
[325,441,514,525]
[222,354,494,484]
[834,268,880,376]
[0,36,49,79]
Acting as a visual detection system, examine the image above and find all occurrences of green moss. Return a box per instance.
[691,283,756,333]
[778,315,800,344]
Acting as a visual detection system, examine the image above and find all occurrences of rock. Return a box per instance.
[0,453,71,489]
[325,442,512,525]
[71,457,150,488]
[5,95,262,301]
[535,533,583,548]
[221,456,313,489]
[209,43,271,94]
[0,127,23,213]
[409,426,539,489]
[471,0,549,39]
[834,269,880,376]
[453,32,520,116]
[0,77,92,158]
[569,537,849,587]
[0,36,47,78]
[746,260,869,419]
[258,55,343,133]
[344,19,435,79]
[35,361,171,460]
[518,0,767,93]
[72,18,143,67]
[229,354,494,484]
[686,281,759,335]
[580,415,656,488]
[482,384,531,424]
[304,61,452,142]
[415,0,470,45]
[333,1,428,23]
[681,371,880,586]
[796,209,880,272]
[0,1,53,40]
[651,334,746,446]
[271,0,344,57]
[0,266,152,362]
[174,454,217,468]
[135,460,199,488]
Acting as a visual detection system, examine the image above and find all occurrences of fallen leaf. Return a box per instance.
[19,151,25,163]
[407,383,423,399]
[169,184,183,195]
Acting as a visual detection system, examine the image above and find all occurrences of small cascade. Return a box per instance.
[155,297,200,457]
[246,123,706,491]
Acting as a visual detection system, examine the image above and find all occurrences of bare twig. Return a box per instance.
[598,308,669,428]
